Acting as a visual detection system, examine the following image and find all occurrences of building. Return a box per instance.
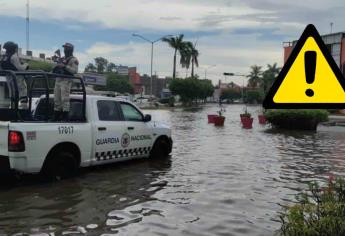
[140,74,170,98]
[284,31,345,74]
[128,67,142,94]
[212,80,242,102]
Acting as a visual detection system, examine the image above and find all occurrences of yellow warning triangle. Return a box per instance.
[263,24,345,109]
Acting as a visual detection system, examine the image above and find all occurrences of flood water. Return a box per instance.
[1,104,345,235]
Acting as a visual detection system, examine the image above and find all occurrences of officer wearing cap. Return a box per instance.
[0,41,29,108]
[53,42,79,121]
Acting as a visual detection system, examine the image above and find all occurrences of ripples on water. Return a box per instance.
[1,104,345,235]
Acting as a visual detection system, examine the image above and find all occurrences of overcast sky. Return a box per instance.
[0,0,344,84]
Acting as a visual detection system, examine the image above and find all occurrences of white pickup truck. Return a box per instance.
[0,71,173,179]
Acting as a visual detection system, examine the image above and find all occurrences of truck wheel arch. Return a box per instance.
[150,135,172,158]
[41,142,81,173]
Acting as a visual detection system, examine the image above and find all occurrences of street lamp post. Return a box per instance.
[204,65,216,80]
[223,72,248,103]
[132,34,172,98]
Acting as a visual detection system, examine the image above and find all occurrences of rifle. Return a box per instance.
[52,49,66,74]
[52,49,62,63]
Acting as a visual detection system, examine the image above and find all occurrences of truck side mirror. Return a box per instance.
[143,114,151,122]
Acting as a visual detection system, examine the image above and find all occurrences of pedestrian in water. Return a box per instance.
[53,43,79,121]
[0,41,29,108]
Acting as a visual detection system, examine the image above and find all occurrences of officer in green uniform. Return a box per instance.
[53,43,79,121]
[0,41,29,108]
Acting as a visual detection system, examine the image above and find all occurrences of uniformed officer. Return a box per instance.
[53,43,79,121]
[0,41,29,108]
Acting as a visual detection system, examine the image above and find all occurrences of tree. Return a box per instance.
[247,65,263,88]
[198,79,214,102]
[261,63,281,94]
[106,62,117,73]
[162,34,186,79]
[169,77,214,105]
[180,42,199,78]
[94,57,108,73]
[94,72,133,94]
[244,90,264,104]
[220,88,241,103]
[106,73,133,94]
[84,63,97,73]
[28,60,54,72]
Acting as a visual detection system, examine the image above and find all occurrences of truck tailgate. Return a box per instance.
[0,122,8,156]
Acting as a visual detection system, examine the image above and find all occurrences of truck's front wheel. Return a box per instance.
[41,151,78,180]
[150,137,172,158]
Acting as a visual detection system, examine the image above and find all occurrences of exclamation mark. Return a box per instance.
[305,51,317,97]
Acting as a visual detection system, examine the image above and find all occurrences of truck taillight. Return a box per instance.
[8,131,25,152]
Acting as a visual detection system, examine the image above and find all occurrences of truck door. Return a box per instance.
[93,100,128,164]
[119,102,154,158]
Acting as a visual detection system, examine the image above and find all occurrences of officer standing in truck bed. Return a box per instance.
[53,43,79,121]
[0,41,29,108]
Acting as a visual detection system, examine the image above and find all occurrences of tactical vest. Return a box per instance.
[0,55,18,71]
[53,56,74,76]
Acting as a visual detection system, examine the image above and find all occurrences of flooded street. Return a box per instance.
[2,104,345,235]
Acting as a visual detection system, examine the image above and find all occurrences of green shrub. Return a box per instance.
[264,110,329,130]
[169,78,214,105]
[28,60,54,72]
[244,90,264,104]
[327,109,340,114]
[279,177,345,236]
[220,88,241,103]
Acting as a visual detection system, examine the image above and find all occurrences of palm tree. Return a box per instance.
[180,42,199,78]
[162,34,185,79]
[180,42,192,72]
[262,63,281,94]
[247,65,263,88]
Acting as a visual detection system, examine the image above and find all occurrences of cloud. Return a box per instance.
[1,0,344,34]
[68,28,283,85]
[159,17,182,21]
[0,0,273,31]
[2,0,345,85]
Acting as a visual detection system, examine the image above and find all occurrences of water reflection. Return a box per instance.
[273,130,345,185]
[0,157,172,234]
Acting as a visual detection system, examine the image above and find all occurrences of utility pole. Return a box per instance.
[330,22,334,34]
[26,0,30,52]
[150,42,153,96]
[132,33,173,98]
[204,65,216,79]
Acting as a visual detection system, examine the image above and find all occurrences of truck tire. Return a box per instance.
[42,151,78,180]
[150,137,171,158]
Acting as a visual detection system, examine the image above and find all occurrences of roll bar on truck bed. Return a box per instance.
[0,70,86,122]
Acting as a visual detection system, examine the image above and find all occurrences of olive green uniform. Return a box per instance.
[1,54,29,99]
[54,56,79,112]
